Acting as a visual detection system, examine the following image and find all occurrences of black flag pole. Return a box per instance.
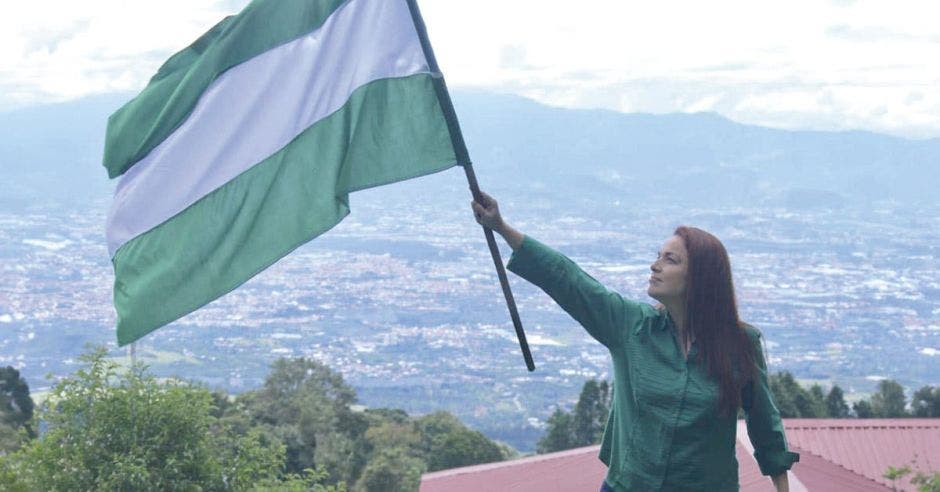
[462,165,536,371]
[405,0,535,371]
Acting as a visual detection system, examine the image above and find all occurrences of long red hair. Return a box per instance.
[674,226,756,416]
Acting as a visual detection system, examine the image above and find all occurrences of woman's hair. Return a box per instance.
[674,226,756,416]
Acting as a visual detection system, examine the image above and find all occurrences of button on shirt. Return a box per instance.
[507,236,798,491]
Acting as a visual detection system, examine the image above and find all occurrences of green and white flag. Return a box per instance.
[104,0,469,346]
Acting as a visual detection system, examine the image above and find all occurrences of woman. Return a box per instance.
[471,192,798,492]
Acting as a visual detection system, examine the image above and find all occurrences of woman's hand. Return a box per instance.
[471,191,524,250]
[471,191,505,232]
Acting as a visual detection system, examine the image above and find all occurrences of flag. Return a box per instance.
[103,0,469,346]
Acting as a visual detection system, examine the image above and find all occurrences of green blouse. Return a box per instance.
[507,236,798,491]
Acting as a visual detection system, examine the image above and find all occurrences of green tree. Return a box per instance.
[537,408,575,453]
[911,386,940,417]
[0,347,284,490]
[825,385,850,418]
[240,357,366,484]
[356,448,424,492]
[0,423,25,456]
[0,366,34,446]
[415,411,504,472]
[808,384,829,417]
[572,379,610,446]
[853,399,874,418]
[871,379,907,417]
[769,372,820,417]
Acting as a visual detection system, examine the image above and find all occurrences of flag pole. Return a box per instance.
[463,164,535,371]
[405,0,534,371]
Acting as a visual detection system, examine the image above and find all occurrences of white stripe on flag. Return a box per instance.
[107,0,430,256]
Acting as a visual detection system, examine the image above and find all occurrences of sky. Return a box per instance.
[1,0,939,138]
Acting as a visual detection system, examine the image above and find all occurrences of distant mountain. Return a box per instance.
[1,90,937,212]
[453,91,940,209]
[0,93,129,210]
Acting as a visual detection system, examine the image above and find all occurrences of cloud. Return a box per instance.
[826,24,918,42]
[499,45,530,70]
[1,0,939,139]
[0,0,238,109]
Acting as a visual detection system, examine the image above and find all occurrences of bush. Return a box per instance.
[0,347,283,490]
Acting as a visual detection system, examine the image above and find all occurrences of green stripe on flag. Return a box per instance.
[112,74,456,345]
[103,0,347,179]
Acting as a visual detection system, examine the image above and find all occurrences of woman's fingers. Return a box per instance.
[479,191,496,208]
[470,193,502,229]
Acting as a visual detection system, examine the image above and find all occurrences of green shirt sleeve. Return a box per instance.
[506,235,647,349]
[742,327,800,476]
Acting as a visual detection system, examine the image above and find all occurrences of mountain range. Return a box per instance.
[2,90,938,213]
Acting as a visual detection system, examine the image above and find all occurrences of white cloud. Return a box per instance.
[1,0,939,138]
[0,0,234,107]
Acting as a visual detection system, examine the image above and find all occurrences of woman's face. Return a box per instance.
[648,235,689,304]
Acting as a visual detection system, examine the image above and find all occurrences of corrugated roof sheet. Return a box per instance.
[420,419,940,491]
[784,419,940,492]
[420,445,607,491]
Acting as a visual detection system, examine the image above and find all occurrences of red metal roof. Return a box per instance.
[420,445,608,492]
[783,419,940,492]
[420,419,939,492]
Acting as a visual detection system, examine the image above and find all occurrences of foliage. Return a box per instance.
[871,379,908,417]
[355,447,425,492]
[537,408,576,453]
[537,378,611,453]
[825,384,850,418]
[0,366,34,454]
[807,384,829,417]
[853,399,874,418]
[768,372,821,417]
[416,412,504,472]
[766,373,914,419]
[573,379,610,445]
[0,347,284,491]
[0,351,511,491]
[235,358,510,489]
[911,386,940,417]
[884,462,940,492]
[237,357,369,485]
[252,466,348,492]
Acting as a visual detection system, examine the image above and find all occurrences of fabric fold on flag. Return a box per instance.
[104,0,468,346]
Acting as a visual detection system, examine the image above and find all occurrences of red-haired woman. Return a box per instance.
[471,192,798,492]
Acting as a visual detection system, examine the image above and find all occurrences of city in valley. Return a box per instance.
[2,174,938,451]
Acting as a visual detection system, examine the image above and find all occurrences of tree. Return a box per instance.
[853,399,874,418]
[808,384,829,418]
[537,408,575,453]
[0,367,34,441]
[572,379,610,446]
[356,448,424,492]
[871,379,907,417]
[415,411,504,472]
[769,372,821,417]
[240,357,365,484]
[0,347,285,490]
[825,385,850,418]
[911,386,940,418]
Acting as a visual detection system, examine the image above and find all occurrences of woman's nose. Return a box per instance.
[650,262,660,272]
